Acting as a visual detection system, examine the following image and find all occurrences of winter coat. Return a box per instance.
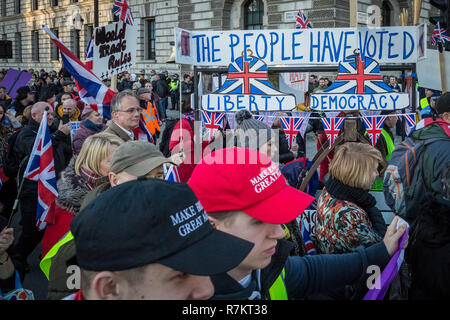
[117,79,133,92]
[408,122,450,216]
[72,120,105,155]
[155,79,170,98]
[41,157,90,257]
[103,120,133,142]
[314,178,384,255]
[276,129,294,164]
[211,238,390,300]
[406,196,450,299]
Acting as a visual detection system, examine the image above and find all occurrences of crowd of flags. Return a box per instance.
[201,110,417,149]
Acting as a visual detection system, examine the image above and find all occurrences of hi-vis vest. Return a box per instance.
[268,268,288,300]
[371,128,395,191]
[142,101,160,135]
[40,232,74,280]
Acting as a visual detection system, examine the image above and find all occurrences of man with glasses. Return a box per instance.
[105,90,141,141]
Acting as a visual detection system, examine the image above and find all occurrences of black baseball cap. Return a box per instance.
[71,178,254,275]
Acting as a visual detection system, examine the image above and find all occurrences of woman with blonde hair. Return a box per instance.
[314,142,387,255]
[41,132,123,258]
[312,142,388,300]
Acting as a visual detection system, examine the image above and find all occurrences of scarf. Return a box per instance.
[79,166,109,190]
[84,119,104,133]
[324,176,376,212]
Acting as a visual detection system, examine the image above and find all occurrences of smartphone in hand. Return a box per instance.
[62,114,70,124]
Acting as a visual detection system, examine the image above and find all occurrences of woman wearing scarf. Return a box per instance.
[313,142,387,299]
[72,105,105,155]
[40,133,123,258]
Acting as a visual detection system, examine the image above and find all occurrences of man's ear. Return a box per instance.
[208,216,218,229]
[90,271,121,300]
[108,172,118,187]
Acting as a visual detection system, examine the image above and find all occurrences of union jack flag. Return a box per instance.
[326,55,393,94]
[216,55,280,95]
[22,111,58,231]
[164,164,180,183]
[202,111,225,141]
[299,201,317,255]
[280,117,304,148]
[295,9,312,29]
[85,35,94,71]
[253,115,264,122]
[431,22,450,46]
[133,119,155,144]
[43,25,115,119]
[404,113,417,136]
[321,117,345,147]
[362,115,387,146]
[112,0,135,26]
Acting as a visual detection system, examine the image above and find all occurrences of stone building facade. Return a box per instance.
[0,0,440,75]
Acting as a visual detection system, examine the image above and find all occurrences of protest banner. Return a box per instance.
[310,53,409,111]
[201,52,296,112]
[93,21,137,79]
[175,26,420,66]
[0,69,33,99]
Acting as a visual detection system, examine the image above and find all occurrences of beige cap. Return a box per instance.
[110,141,175,176]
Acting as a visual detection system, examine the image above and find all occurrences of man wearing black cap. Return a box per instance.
[169,74,180,110]
[65,178,254,300]
[7,86,35,116]
[137,87,161,142]
[400,92,450,221]
[56,79,77,105]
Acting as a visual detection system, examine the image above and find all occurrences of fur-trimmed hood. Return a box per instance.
[55,156,90,215]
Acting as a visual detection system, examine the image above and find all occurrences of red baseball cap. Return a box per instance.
[188,148,315,224]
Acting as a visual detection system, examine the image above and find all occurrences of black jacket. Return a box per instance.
[117,80,133,92]
[12,118,72,196]
[211,238,390,300]
[277,129,294,164]
[155,79,170,98]
[406,197,450,299]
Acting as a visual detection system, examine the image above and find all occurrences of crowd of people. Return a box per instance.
[0,66,448,301]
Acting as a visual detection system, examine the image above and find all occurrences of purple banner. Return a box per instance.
[0,69,33,100]
[363,228,409,300]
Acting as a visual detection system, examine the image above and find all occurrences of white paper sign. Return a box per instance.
[175,26,420,66]
[93,21,137,79]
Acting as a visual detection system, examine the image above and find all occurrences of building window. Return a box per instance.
[15,32,21,62]
[244,0,263,30]
[2,0,6,17]
[146,19,156,60]
[381,1,392,26]
[15,0,20,14]
[51,29,59,61]
[52,0,58,6]
[32,31,39,61]
[32,0,38,11]
[71,29,80,58]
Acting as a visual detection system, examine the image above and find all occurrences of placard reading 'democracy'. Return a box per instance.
[175,26,420,66]
[93,21,137,79]
[310,92,409,111]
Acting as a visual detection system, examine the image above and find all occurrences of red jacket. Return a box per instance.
[41,205,74,258]
[169,119,210,183]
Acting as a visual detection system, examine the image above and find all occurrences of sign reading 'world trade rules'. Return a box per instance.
[175,26,422,66]
[93,21,137,79]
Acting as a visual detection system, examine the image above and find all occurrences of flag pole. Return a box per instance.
[6,176,25,228]
[438,42,447,93]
